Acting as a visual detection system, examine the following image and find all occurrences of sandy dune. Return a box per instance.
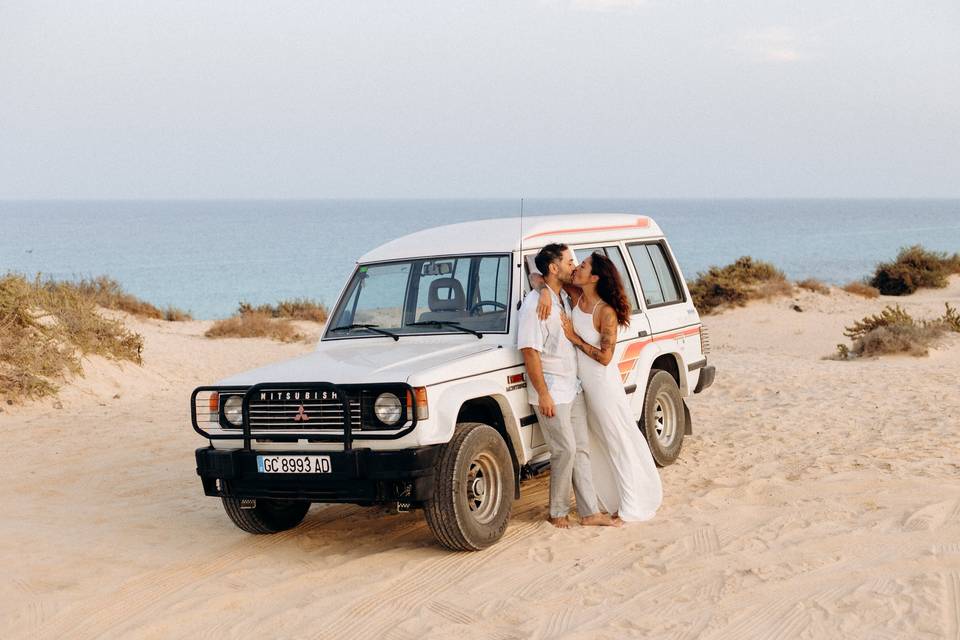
[2,279,959,639]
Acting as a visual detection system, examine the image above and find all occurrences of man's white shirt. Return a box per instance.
[517,287,581,405]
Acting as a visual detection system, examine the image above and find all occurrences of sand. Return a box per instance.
[2,279,959,639]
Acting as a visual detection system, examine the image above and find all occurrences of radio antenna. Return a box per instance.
[519,197,524,257]
[517,197,525,309]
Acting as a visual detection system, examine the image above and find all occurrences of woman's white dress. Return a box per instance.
[573,301,663,522]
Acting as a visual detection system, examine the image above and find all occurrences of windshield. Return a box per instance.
[326,254,512,338]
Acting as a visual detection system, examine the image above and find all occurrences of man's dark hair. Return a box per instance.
[534,243,569,276]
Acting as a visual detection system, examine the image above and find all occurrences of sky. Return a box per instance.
[1,0,958,199]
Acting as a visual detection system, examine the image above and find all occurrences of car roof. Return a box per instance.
[358,213,663,263]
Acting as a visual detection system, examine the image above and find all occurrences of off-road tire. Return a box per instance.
[221,496,311,534]
[640,370,686,467]
[425,422,515,551]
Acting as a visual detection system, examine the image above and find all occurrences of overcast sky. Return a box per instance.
[1,1,958,198]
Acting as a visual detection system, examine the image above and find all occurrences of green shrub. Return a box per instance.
[687,256,792,314]
[836,303,960,359]
[869,246,959,295]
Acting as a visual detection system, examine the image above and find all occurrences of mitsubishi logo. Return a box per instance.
[293,405,310,422]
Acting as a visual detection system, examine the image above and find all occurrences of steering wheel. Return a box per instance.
[469,300,507,315]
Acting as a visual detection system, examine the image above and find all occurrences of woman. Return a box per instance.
[537,252,662,522]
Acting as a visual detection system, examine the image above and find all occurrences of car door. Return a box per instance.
[570,244,653,387]
[625,240,699,375]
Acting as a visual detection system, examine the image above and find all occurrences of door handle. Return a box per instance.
[638,330,649,337]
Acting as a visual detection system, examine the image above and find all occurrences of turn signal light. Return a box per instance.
[413,387,429,420]
[507,373,525,385]
[208,392,219,423]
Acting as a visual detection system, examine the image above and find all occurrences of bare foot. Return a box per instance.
[581,513,621,527]
[548,515,572,529]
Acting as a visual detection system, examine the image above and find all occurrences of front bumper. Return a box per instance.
[694,365,716,393]
[195,445,441,504]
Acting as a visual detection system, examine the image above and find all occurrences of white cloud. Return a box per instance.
[730,26,813,63]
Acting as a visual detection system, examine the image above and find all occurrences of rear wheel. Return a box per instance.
[640,370,686,467]
[221,496,310,534]
[425,422,515,551]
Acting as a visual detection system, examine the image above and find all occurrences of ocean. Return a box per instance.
[2,199,959,320]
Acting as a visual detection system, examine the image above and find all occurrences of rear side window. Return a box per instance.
[627,243,684,307]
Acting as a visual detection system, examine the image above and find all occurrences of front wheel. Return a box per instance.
[425,422,515,551]
[640,370,686,466]
[221,496,310,534]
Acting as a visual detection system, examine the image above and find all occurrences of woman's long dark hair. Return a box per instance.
[590,252,631,327]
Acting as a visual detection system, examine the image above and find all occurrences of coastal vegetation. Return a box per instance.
[204,299,327,342]
[687,256,793,314]
[835,303,960,359]
[869,245,960,296]
[0,273,144,402]
[796,278,830,295]
[73,275,192,321]
[841,281,881,299]
[237,298,328,323]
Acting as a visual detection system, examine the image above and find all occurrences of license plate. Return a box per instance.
[257,455,332,474]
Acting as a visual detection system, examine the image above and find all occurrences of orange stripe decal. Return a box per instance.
[524,217,650,241]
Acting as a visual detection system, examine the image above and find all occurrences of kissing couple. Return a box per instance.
[518,243,663,528]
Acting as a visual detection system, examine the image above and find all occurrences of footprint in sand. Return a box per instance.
[903,500,956,532]
[529,546,554,563]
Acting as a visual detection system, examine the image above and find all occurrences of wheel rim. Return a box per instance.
[465,452,503,525]
[653,390,678,447]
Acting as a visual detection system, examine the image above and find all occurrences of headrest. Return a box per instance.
[428,278,465,312]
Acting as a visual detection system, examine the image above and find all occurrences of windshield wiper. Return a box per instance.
[329,323,399,341]
[408,321,483,339]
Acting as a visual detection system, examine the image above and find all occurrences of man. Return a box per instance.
[518,243,616,529]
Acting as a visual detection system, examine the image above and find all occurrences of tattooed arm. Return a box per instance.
[561,305,618,366]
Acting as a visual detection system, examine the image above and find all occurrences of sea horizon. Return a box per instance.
[3,197,959,320]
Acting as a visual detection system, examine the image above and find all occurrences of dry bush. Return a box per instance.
[69,276,192,320]
[687,256,792,314]
[843,305,915,341]
[835,303,960,359]
[237,298,328,323]
[163,306,192,322]
[796,278,830,295]
[1,273,144,402]
[870,245,960,296]
[205,311,303,342]
[841,281,880,299]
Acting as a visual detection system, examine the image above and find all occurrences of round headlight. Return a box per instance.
[374,392,402,425]
[223,395,244,426]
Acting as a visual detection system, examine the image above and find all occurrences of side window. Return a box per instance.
[571,246,640,313]
[627,243,683,307]
[646,244,682,304]
[628,244,665,306]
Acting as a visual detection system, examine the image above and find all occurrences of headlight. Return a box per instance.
[374,392,402,425]
[223,395,244,426]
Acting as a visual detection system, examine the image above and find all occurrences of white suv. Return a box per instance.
[191,214,715,550]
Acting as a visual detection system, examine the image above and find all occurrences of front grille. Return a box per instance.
[246,389,360,430]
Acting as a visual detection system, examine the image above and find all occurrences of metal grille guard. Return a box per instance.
[190,382,419,451]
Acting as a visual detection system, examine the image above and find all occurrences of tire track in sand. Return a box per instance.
[945,572,960,640]
[35,505,365,639]
[322,518,545,640]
